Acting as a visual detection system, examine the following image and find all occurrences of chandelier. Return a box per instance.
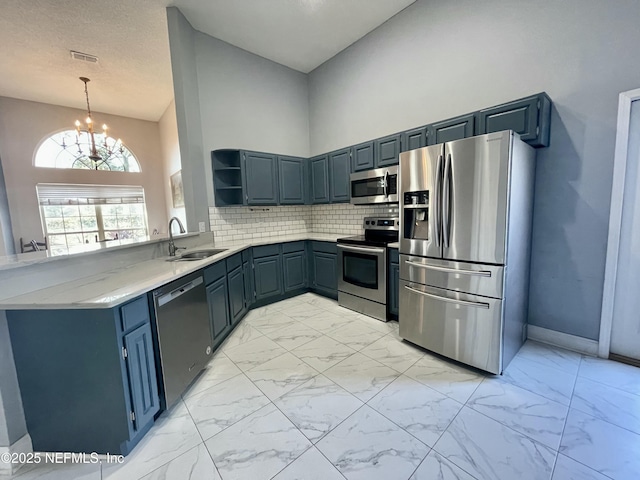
[63,77,124,170]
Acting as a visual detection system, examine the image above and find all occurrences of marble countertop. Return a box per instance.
[0,233,345,311]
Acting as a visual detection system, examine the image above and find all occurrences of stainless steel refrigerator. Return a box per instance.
[398,130,535,374]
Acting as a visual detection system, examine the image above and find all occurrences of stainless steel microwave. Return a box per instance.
[350,166,398,204]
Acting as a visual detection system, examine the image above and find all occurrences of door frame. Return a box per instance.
[598,87,640,358]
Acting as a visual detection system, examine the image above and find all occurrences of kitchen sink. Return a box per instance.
[167,248,227,261]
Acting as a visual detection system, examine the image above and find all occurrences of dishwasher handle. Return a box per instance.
[156,276,203,307]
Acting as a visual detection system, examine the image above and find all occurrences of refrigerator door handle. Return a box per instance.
[434,154,444,247]
[443,153,452,248]
[405,260,492,277]
[404,285,490,309]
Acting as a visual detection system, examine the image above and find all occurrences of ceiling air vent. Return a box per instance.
[70,51,98,64]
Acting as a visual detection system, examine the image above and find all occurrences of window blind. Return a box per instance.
[36,183,145,205]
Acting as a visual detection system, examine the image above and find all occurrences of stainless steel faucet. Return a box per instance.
[167,217,186,256]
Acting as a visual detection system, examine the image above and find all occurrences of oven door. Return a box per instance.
[337,244,387,304]
[350,167,398,204]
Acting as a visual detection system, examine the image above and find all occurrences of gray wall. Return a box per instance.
[0,156,15,256]
[166,7,209,232]
[167,7,310,220]
[0,312,27,447]
[307,0,640,340]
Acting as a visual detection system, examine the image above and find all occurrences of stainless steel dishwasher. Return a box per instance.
[152,272,212,409]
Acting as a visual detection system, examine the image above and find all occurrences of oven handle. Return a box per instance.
[404,285,490,309]
[405,260,491,277]
[338,244,386,255]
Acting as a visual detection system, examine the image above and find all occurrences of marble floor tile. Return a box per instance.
[410,450,476,480]
[352,314,399,335]
[360,335,424,372]
[296,293,338,309]
[246,304,281,319]
[278,303,327,320]
[551,454,610,480]
[571,376,640,435]
[205,404,312,480]
[102,400,202,480]
[271,446,346,480]
[266,322,324,350]
[368,375,463,447]
[501,355,575,406]
[467,378,568,450]
[10,462,101,480]
[139,444,220,480]
[183,374,270,440]
[316,405,429,480]
[404,354,484,404]
[326,323,385,351]
[291,336,356,372]
[220,322,264,351]
[245,311,298,335]
[245,352,319,400]
[323,352,399,402]
[578,356,640,396]
[433,407,556,480]
[182,353,241,399]
[274,375,363,443]
[223,336,287,372]
[516,341,582,375]
[560,408,640,480]
[271,296,307,310]
[299,312,352,334]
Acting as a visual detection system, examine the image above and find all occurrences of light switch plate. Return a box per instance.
[198,221,206,233]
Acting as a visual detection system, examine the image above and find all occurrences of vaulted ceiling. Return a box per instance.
[0,0,416,122]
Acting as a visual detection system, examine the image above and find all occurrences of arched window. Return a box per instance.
[34,130,141,172]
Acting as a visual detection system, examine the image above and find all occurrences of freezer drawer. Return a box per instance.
[400,255,504,299]
[399,280,503,374]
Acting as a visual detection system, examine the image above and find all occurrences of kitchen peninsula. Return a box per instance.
[2,231,344,455]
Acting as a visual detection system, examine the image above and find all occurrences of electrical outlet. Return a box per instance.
[198,221,206,233]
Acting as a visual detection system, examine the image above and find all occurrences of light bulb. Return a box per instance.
[75,120,81,128]
[102,124,108,131]
[86,117,92,124]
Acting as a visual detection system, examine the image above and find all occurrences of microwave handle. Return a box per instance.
[383,170,389,198]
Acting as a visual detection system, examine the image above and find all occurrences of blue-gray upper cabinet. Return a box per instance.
[427,114,476,145]
[123,323,160,433]
[207,276,230,347]
[375,134,402,167]
[329,148,351,203]
[253,246,284,301]
[478,93,551,147]
[351,141,374,172]
[401,127,428,152]
[278,156,306,205]
[242,151,279,205]
[310,155,330,204]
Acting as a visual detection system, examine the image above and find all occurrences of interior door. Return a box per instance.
[442,132,511,264]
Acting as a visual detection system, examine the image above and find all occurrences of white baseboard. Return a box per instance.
[0,434,33,477]
[527,325,599,356]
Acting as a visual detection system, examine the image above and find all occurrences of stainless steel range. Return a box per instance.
[337,216,399,321]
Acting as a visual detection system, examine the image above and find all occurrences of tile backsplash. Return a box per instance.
[209,204,398,242]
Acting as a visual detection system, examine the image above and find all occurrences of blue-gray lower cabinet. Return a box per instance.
[329,148,351,203]
[207,276,231,347]
[243,261,254,309]
[227,266,246,325]
[123,324,160,433]
[283,251,307,292]
[375,134,401,167]
[309,242,338,299]
[253,254,284,300]
[6,296,160,455]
